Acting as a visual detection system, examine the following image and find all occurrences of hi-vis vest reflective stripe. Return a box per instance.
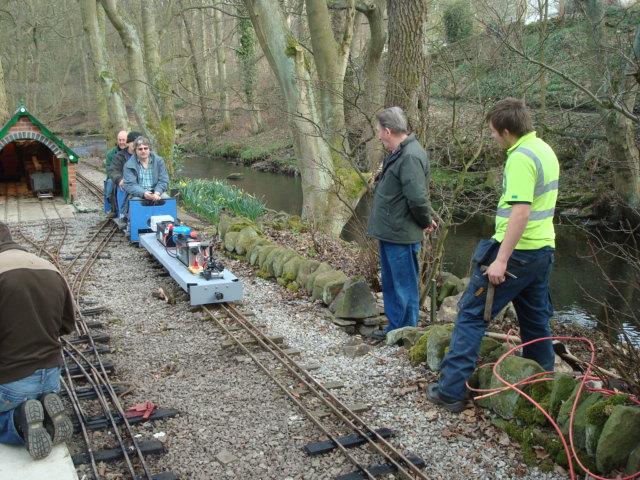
[496,146,558,220]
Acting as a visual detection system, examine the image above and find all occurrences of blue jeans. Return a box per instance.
[0,368,61,445]
[438,240,555,401]
[379,240,421,332]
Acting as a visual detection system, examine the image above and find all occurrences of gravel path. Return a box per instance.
[10,161,567,479]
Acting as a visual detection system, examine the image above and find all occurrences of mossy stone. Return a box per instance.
[596,406,640,473]
[626,444,640,475]
[385,326,427,347]
[235,227,259,255]
[256,245,278,269]
[272,249,298,278]
[549,373,577,419]
[557,384,585,429]
[489,356,545,419]
[329,277,377,319]
[562,392,603,451]
[281,256,305,283]
[426,324,454,372]
[286,281,300,292]
[247,239,271,263]
[296,259,321,288]
[408,330,430,365]
[479,337,501,359]
[218,214,232,240]
[262,247,288,277]
[311,270,347,305]
[437,272,466,303]
[224,231,240,252]
[249,242,272,265]
[304,262,331,293]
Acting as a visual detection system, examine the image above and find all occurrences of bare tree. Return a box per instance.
[385,0,428,128]
[100,0,155,141]
[79,0,129,136]
[213,0,231,129]
[179,0,213,144]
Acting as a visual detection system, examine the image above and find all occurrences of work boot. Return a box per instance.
[13,399,52,460]
[40,393,73,444]
[425,383,466,413]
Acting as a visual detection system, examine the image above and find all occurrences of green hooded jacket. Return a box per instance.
[366,134,433,244]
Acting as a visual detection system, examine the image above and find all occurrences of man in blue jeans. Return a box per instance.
[0,223,75,459]
[366,107,437,340]
[427,98,559,412]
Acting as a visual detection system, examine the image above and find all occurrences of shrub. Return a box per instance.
[442,0,473,44]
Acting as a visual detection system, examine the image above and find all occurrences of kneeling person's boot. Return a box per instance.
[40,393,73,444]
[13,399,53,460]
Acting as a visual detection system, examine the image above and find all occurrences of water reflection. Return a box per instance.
[180,155,303,214]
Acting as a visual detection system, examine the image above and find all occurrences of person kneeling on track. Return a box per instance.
[121,136,170,230]
[0,223,75,460]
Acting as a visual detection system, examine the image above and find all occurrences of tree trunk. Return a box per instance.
[80,0,129,135]
[214,0,231,129]
[202,0,213,92]
[581,0,640,208]
[236,6,263,133]
[361,0,386,171]
[180,0,213,144]
[141,0,177,169]
[385,0,427,128]
[243,0,364,236]
[305,0,355,153]
[100,0,155,141]
[0,57,8,122]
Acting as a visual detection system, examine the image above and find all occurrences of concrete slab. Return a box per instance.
[1,197,76,224]
[0,443,78,480]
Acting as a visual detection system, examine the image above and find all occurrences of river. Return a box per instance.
[180,154,640,343]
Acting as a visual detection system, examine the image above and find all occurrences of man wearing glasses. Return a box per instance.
[121,137,170,226]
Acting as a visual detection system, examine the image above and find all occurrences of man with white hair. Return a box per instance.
[367,107,437,340]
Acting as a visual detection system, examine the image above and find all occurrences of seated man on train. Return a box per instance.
[122,136,170,222]
[104,129,128,217]
[109,131,141,219]
[0,223,74,460]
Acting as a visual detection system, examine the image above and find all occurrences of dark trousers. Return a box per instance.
[438,240,555,401]
[379,240,421,332]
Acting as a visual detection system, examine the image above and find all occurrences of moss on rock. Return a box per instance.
[408,330,430,365]
[426,324,455,371]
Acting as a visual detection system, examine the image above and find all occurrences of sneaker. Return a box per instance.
[425,383,466,413]
[13,399,52,460]
[40,393,73,444]
[114,217,127,229]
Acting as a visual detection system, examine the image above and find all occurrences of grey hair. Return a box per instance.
[134,136,151,149]
[376,107,409,134]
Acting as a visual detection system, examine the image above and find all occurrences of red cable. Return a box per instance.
[489,336,640,480]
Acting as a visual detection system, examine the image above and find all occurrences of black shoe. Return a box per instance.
[13,399,52,460]
[40,393,73,444]
[425,383,466,413]
[369,330,386,342]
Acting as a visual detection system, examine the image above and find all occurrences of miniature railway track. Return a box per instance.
[8,172,177,480]
[206,303,429,480]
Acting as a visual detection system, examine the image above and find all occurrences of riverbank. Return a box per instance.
[73,157,569,479]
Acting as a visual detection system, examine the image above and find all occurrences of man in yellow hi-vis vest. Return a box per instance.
[427,98,559,413]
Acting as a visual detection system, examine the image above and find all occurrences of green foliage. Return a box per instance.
[585,394,630,427]
[442,0,473,44]
[176,178,266,223]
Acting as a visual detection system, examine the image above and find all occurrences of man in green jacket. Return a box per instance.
[367,107,436,339]
[104,130,128,217]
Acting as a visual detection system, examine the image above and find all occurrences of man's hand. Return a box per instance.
[424,219,438,234]
[118,179,124,188]
[143,192,161,201]
[484,258,507,285]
